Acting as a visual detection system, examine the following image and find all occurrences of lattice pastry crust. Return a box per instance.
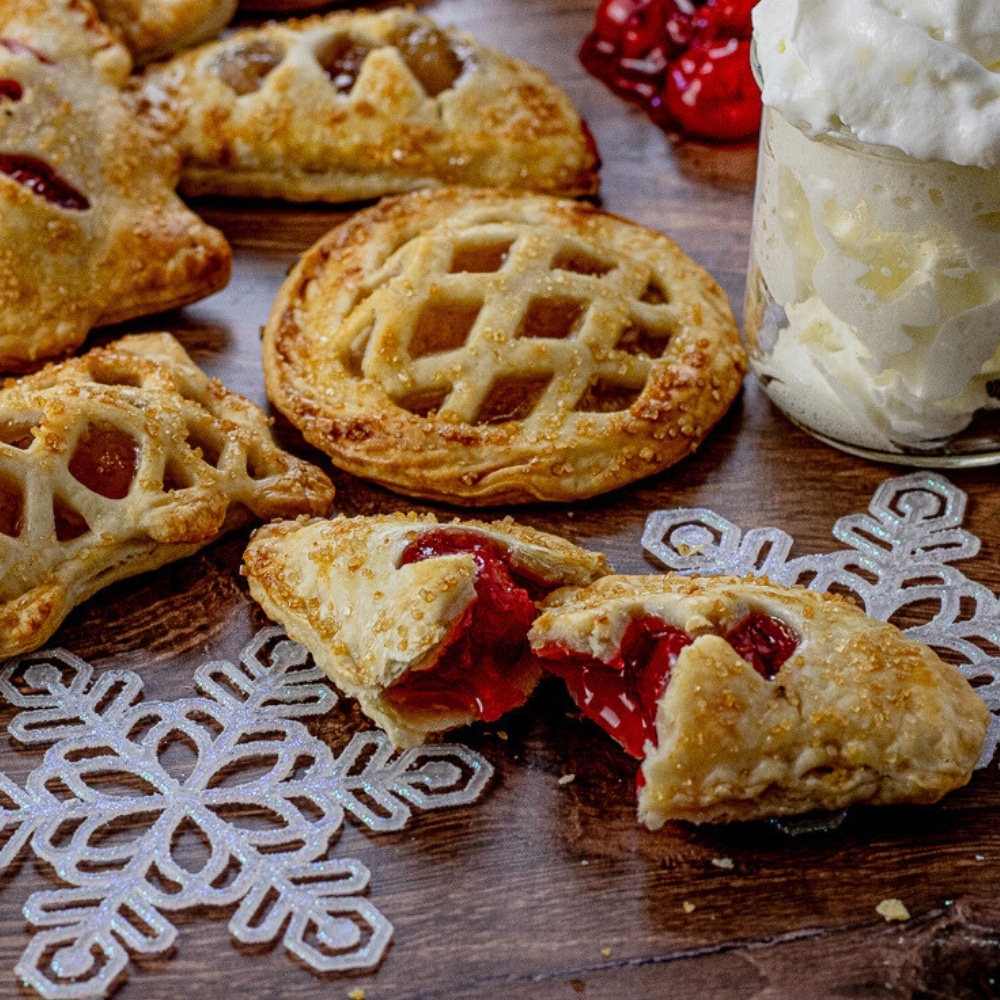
[242,512,610,747]
[0,332,335,658]
[125,7,600,202]
[92,0,238,64]
[529,574,990,826]
[0,0,231,372]
[263,186,746,504]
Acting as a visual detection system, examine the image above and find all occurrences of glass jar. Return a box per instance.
[744,104,1000,467]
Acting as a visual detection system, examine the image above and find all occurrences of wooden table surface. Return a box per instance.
[3,1,1000,998]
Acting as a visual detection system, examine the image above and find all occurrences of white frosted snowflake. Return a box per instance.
[0,627,493,999]
[642,471,1000,767]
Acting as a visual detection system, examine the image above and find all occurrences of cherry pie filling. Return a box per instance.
[384,528,548,721]
[0,153,90,210]
[537,610,798,758]
[579,0,760,143]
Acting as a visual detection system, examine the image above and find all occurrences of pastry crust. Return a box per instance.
[91,0,238,64]
[242,512,610,747]
[126,7,600,202]
[262,186,746,504]
[0,332,335,658]
[530,574,990,826]
[0,0,231,372]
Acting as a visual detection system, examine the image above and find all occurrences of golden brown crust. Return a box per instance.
[0,333,335,658]
[0,0,232,372]
[125,7,600,202]
[242,512,610,747]
[529,574,990,826]
[262,186,746,504]
[91,0,237,63]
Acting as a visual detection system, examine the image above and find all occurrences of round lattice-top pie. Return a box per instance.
[263,187,747,504]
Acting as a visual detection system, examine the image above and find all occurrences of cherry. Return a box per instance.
[0,154,90,210]
[0,79,22,100]
[385,529,544,721]
[541,616,694,759]
[580,0,761,144]
[659,36,759,141]
[724,611,798,680]
[538,609,799,757]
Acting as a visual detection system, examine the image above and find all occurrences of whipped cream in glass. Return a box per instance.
[744,0,1000,464]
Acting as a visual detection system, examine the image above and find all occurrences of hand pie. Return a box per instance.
[0,332,335,658]
[262,186,746,504]
[0,0,231,372]
[125,7,600,202]
[91,0,237,64]
[241,512,610,747]
[529,574,989,826]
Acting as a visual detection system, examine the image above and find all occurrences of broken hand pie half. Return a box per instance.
[263,186,746,504]
[529,574,989,826]
[0,332,335,658]
[0,0,231,372]
[126,7,600,202]
[242,513,610,747]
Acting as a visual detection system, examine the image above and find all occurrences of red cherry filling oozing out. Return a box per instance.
[539,609,798,758]
[580,0,761,143]
[0,154,90,210]
[383,529,546,722]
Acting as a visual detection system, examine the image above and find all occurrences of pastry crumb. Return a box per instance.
[348,989,366,1000]
[711,857,734,870]
[876,898,911,922]
[558,773,576,785]
[496,730,508,740]
[600,947,611,958]
[682,901,696,913]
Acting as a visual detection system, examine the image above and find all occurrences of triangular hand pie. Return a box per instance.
[126,7,600,202]
[529,574,989,826]
[0,0,231,371]
[262,187,746,504]
[242,513,609,747]
[0,332,335,658]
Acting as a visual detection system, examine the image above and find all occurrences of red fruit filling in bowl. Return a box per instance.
[383,528,549,721]
[537,610,798,758]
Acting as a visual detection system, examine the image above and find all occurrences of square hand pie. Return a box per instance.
[0,0,231,372]
[125,6,600,202]
[241,512,610,747]
[91,0,238,64]
[529,574,989,826]
[0,332,335,659]
[262,186,746,504]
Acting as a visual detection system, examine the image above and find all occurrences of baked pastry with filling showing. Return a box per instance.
[126,6,600,202]
[0,333,335,658]
[263,186,746,504]
[0,0,232,373]
[242,512,610,747]
[529,574,990,826]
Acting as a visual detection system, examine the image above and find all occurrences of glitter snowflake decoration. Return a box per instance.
[0,628,493,999]
[642,471,1000,767]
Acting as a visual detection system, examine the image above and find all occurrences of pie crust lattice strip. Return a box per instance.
[0,332,335,659]
[0,0,232,372]
[264,187,747,504]
[126,6,600,202]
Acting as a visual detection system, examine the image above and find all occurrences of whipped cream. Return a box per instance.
[746,107,1000,453]
[752,0,1000,169]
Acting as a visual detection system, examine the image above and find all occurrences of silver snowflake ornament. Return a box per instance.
[0,627,493,999]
